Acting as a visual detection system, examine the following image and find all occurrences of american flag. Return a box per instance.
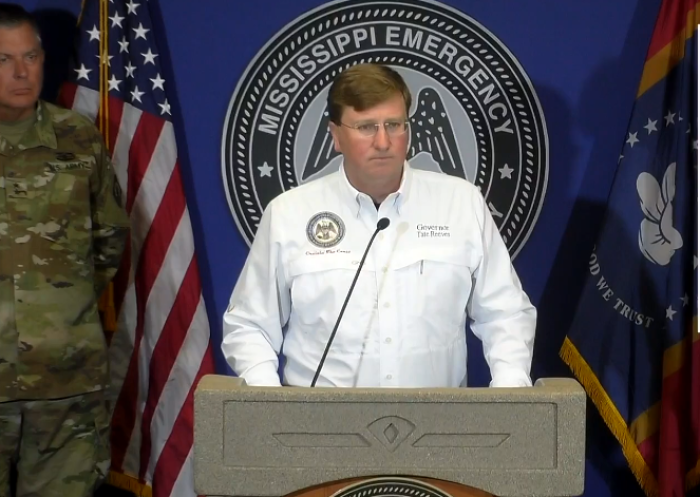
[58,1,216,496]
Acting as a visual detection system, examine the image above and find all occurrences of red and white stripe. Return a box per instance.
[59,83,215,497]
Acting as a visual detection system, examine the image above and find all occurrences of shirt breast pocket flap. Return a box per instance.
[287,254,358,278]
[422,247,473,269]
[390,246,474,272]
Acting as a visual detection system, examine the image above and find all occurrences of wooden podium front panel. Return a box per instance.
[286,476,494,497]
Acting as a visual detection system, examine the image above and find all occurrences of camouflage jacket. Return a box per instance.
[0,101,130,403]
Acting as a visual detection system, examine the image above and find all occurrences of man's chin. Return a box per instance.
[0,99,38,118]
[4,91,38,104]
[366,162,403,180]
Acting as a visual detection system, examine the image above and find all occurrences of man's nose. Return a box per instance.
[373,126,391,150]
[13,59,28,79]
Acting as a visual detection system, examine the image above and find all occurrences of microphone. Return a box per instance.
[310,217,391,387]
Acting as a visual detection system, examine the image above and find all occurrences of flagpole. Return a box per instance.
[96,0,118,336]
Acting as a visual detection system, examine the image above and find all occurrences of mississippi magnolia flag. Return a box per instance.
[560,0,699,496]
[58,0,215,496]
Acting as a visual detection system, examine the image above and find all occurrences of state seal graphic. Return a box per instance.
[222,0,549,257]
[306,211,346,248]
[330,477,454,497]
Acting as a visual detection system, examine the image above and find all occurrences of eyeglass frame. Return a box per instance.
[338,119,410,137]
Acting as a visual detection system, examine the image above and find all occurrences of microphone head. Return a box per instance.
[377,217,391,231]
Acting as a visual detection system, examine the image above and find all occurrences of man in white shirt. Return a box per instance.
[222,63,536,388]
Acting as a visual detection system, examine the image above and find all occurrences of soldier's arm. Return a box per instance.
[91,130,130,297]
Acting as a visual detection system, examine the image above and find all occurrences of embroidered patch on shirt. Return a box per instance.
[306,211,345,248]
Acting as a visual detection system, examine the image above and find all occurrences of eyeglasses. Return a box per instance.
[340,120,410,137]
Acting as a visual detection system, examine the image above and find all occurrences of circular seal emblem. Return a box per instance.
[330,477,454,497]
[222,0,549,258]
[306,211,346,248]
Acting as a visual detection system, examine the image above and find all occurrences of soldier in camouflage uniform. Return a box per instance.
[0,4,130,497]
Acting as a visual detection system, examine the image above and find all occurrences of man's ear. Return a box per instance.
[329,122,341,153]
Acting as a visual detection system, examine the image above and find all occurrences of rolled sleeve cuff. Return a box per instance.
[240,363,282,387]
[490,370,533,388]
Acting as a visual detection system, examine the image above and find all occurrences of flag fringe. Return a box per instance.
[77,0,88,26]
[688,459,700,492]
[688,319,699,492]
[560,337,659,497]
[107,470,153,497]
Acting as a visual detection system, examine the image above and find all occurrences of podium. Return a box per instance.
[193,376,586,497]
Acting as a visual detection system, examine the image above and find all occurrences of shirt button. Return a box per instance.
[378,234,384,241]
[383,302,390,308]
[385,337,392,343]
[382,266,388,273]
[386,374,393,380]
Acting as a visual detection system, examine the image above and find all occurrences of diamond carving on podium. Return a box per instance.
[367,416,416,452]
[383,423,399,443]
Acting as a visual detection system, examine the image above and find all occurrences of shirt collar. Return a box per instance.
[337,160,413,218]
[33,101,58,150]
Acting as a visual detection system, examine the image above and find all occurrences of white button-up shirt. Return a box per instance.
[222,163,536,388]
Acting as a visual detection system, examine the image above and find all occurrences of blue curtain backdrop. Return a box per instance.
[19,0,669,495]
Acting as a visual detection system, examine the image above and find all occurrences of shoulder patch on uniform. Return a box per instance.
[306,211,345,248]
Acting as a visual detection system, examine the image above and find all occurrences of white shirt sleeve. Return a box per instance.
[221,204,290,386]
[467,190,537,388]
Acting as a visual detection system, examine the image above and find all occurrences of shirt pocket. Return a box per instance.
[45,158,93,214]
[39,159,94,254]
[409,246,475,341]
[287,255,377,351]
